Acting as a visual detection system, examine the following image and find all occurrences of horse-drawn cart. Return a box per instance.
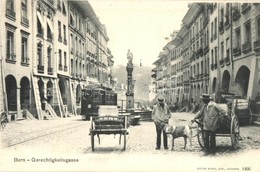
[89,115,128,151]
[194,103,240,149]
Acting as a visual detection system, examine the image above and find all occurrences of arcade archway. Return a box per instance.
[190,85,194,103]
[38,79,44,109]
[212,77,217,93]
[59,79,67,105]
[20,77,30,110]
[5,75,17,111]
[47,80,53,104]
[235,66,250,97]
[76,84,81,106]
[222,70,231,93]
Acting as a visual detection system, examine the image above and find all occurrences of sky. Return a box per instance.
[88,0,189,67]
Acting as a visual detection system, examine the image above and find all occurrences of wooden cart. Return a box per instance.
[89,115,128,151]
[194,103,240,150]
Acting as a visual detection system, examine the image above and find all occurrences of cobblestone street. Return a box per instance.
[123,113,260,155]
[1,112,260,171]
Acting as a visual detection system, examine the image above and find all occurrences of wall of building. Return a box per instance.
[152,3,260,111]
[1,0,33,120]
[0,0,115,121]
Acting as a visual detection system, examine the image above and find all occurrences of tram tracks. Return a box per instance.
[1,122,86,149]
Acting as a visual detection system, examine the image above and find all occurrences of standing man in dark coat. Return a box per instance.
[192,94,226,154]
[152,95,171,150]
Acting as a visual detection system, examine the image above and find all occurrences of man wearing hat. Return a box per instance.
[152,95,171,150]
[192,94,226,155]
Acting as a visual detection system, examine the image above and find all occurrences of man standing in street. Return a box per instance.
[152,95,171,150]
[192,94,226,155]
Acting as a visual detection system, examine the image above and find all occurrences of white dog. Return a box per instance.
[164,124,194,150]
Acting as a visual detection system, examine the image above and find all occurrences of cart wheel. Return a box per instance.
[123,133,126,151]
[91,133,95,151]
[197,125,204,148]
[231,115,240,149]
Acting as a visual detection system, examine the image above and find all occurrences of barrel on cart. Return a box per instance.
[195,103,240,149]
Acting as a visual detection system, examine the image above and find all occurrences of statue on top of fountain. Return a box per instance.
[127,49,133,68]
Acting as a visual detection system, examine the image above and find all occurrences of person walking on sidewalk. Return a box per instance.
[191,94,226,155]
[152,95,171,150]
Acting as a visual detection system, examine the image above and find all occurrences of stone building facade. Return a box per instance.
[0,0,34,121]
[0,0,115,121]
[230,3,260,99]
[152,3,260,110]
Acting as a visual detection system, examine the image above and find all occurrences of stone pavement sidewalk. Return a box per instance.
[1,112,260,172]
[0,112,196,151]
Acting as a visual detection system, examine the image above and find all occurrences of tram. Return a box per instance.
[81,85,117,120]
